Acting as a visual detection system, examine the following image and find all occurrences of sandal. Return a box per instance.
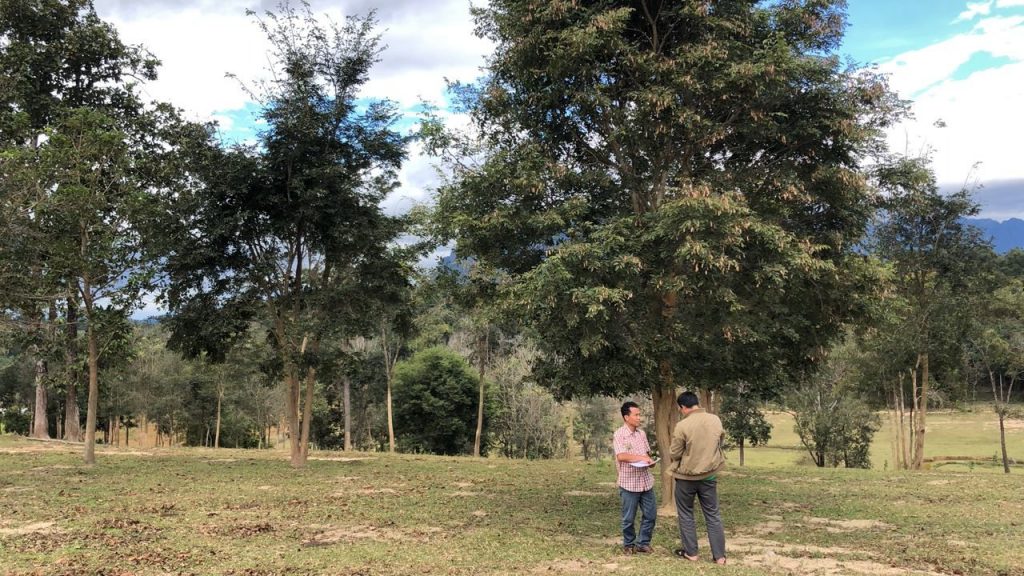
[673,549,699,561]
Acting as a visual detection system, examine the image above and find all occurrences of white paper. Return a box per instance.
[629,458,660,468]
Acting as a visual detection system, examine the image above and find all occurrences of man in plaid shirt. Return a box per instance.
[613,401,657,554]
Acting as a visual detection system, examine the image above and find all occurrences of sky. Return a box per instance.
[91,0,1024,222]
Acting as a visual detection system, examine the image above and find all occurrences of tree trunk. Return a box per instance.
[898,379,909,469]
[286,368,302,467]
[999,412,1009,474]
[653,381,678,514]
[385,370,395,452]
[32,359,49,439]
[64,304,82,439]
[214,382,223,449]
[911,353,928,470]
[343,374,352,451]
[83,322,100,465]
[739,437,745,466]
[380,325,398,453]
[473,329,489,458]
[654,289,680,513]
[299,366,316,462]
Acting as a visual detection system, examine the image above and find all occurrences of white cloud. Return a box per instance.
[878,15,1024,194]
[954,1,993,22]
[95,0,491,119]
[996,0,1024,7]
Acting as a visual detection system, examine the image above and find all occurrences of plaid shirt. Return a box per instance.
[613,424,654,492]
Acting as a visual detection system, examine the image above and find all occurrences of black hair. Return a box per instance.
[676,391,700,408]
[621,401,640,418]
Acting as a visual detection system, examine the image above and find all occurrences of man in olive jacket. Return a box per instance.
[668,391,727,565]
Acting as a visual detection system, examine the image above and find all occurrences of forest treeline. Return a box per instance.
[1,1,1022,477]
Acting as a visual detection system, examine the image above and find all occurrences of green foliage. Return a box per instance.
[156,5,414,464]
[433,0,904,404]
[787,344,881,469]
[490,343,567,459]
[720,388,772,452]
[996,248,1024,280]
[572,395,617,461]
[393,347,487,455]
[0,0,157,145]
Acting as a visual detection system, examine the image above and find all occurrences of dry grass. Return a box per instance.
[1,412,1023,576]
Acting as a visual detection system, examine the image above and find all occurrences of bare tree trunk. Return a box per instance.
[63,301,81,438]
[299,365,316,462]
[32,359,49,439]
[286,368,302,467]
[385,371,395,452]
[343,374,352,451]
[83,321,100,465]
[653,381,678,513]
[473,329,489,458]
[214,381,223,449]
[998,412,1009,474]
[897,378,909,469]
[992,372,1012,474]
[654,290,680,513]
[911,353,928,470]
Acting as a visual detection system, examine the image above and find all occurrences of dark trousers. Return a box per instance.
[674,477,726,560]
[619,487,656,547]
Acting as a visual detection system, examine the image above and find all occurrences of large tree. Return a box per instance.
[16,108,158,464]
[0,0,159,445]
[159,4,412,467]
[869,155,991,470]
[434,0,901,504]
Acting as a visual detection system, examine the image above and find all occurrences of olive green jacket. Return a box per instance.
[668,408,726,481]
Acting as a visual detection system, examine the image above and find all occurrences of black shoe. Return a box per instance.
[635,544,653,553]
[623,545,636,554]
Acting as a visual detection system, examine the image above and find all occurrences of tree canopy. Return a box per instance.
[433,0,904,504]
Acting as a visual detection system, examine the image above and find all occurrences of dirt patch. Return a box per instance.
[308,456,375,462]
[564,490,608,497]
[731,536,864,557]
[302,525,397,546]
[532,560,619,573]
[751,520,786,533]
[471,510,488,517]
[743,552,933,575]
[0,521,58,536]
[453,481,474,488]
[805,517,893,532]
[734,537,945,575]
[353,487,398,495]
[449,491,483,497]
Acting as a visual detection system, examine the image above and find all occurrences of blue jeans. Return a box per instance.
[620,487,656,547]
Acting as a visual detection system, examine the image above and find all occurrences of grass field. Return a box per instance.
[1,409,1022,576]
[736,408,1024,472]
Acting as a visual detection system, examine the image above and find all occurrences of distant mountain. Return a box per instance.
[964,218,1024,254]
